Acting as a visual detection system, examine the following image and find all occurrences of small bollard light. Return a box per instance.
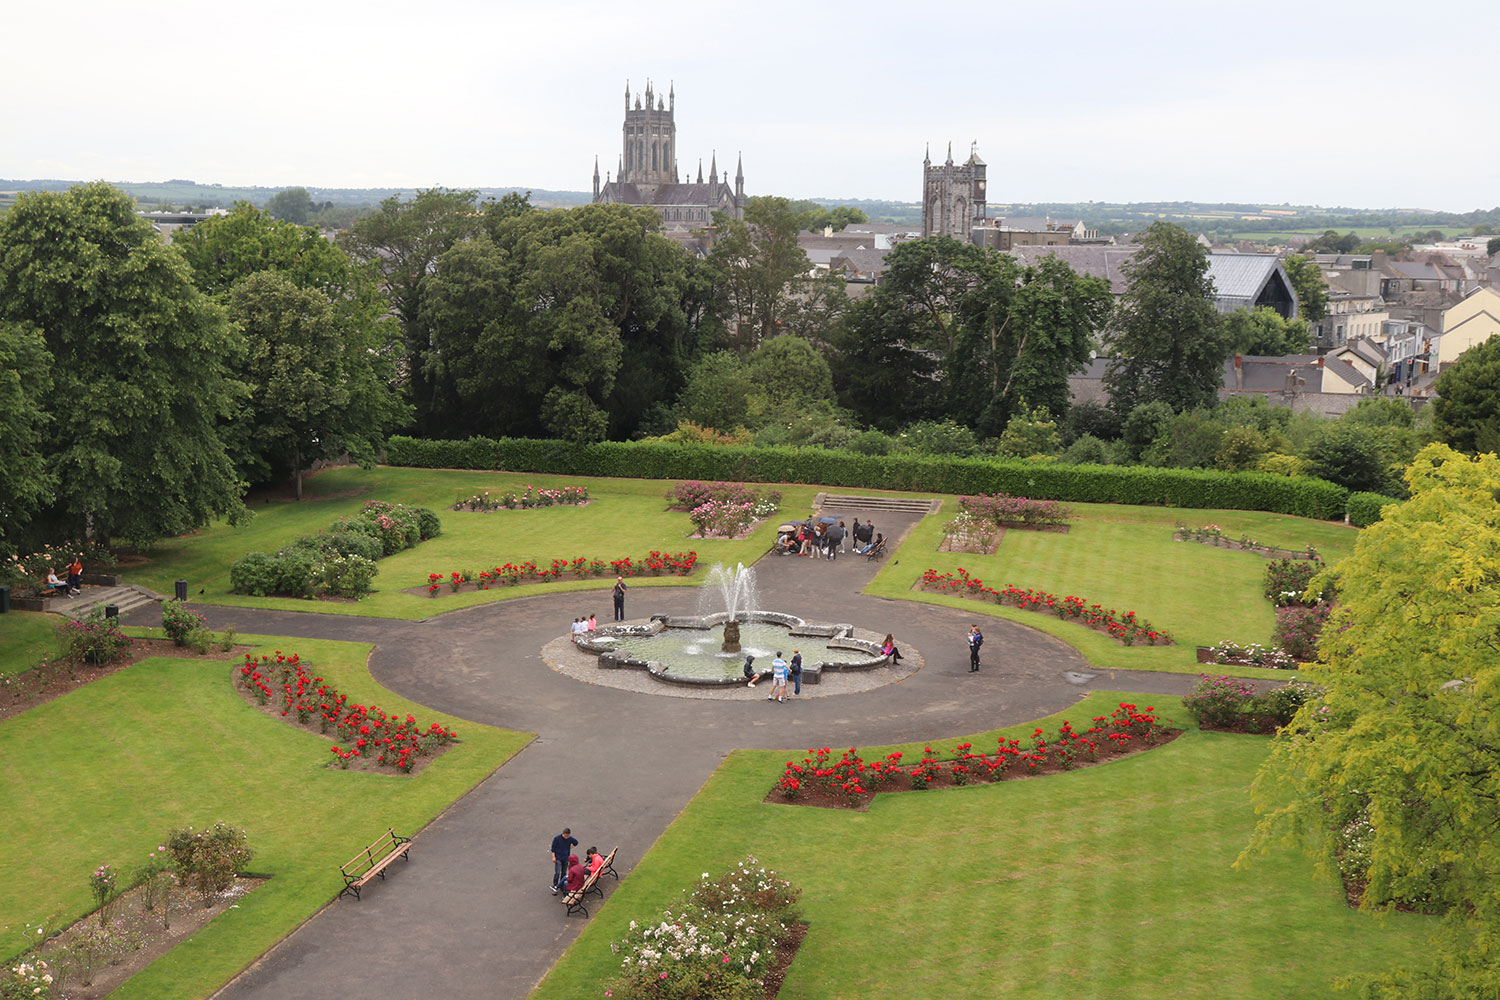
[175,579,188,602]
[105,604,119,620]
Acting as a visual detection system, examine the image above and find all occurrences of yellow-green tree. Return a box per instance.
[1244,443,1500,996]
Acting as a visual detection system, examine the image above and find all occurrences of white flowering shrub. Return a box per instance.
[607,857,801,1000]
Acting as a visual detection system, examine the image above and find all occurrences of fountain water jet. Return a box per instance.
[700,563,759,652]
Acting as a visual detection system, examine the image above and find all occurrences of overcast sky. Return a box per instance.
[5,0,1496,211]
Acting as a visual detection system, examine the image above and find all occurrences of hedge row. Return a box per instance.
[385,436,1351,520]
[1345,491,1402,528]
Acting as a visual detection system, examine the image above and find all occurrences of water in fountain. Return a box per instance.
[699,562,760,621]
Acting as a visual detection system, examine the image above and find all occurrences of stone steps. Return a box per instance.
[815,493,942,516]
[61,584,163,622]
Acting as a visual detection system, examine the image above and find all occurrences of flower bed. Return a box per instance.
[1197,641,1297,670]
[1181,674,1315,734]
[773,704,1177,809]
[666,481,781,539]
[1175,523,1320,562]
[420,551,698,596]
[235,652,457,772]
[605,857,805,1000]
[918,569,1172,645]
[959,492,1073,528]
[452,485,589,511]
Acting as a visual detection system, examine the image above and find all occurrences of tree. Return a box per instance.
[0,183,245,546]
[266,187,313,225]
[1433,335,1500,454]
[707,196,810,348]
[828,295,939,433]
[1222,306,1313,356]
[674,350,757,432]
[1104,221,1227,414]
[744,335,833,411]
[226,271,407,498]
[339,188,485,431]
[1488,236,1500,257]
[0,321,53,548]
[1302,421,1398,493]
[174,202,353,297]
[1243,445,1500,997]
[1279,254,1327,323]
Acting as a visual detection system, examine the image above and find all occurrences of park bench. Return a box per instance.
[864,537,887,561]
[563,846,620,918]
[338,827,413,901]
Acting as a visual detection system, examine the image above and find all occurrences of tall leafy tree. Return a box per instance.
[828,295,939,432]
[1433,336,1500,454]
[1279,253,1327,323]
[0,183,245,546]
[265,187,314,225]
[339,188,484,431]
[0,321,53,549]
[707,196,809,348]
[1104,221,1227,414]
[227,272,407,498]
[1244,444,1500,998]
[174,202,353,296]
[1222,306,1313,356]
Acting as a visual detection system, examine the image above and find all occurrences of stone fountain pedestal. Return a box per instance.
[721,620,741,652]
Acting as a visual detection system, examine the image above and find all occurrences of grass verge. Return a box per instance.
[530,693,1431,1000]
[0,633,532,998]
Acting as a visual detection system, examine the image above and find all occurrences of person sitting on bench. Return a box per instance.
[858,532,883,555]
[45,569,75,597]
[744,654,765,688]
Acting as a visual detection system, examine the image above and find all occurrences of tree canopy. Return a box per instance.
[707,196,810,348]
[1280,253,1328,323]
[1245,444,1500,997]
[1433,335,1500,454]
[1104,221,1227,414]
[266,187,314,225]
[0,182,246,546]
[1223,306,1313,356]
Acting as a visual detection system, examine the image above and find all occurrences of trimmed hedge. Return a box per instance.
[385,436,1351,520]
[1344,491,1401,528]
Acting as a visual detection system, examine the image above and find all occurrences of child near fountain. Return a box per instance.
[744,654,765,687]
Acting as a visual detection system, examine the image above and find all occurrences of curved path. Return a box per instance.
[137,516,1196,1000]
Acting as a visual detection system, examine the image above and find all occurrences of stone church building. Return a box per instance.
[921,142,987,240]
[592,80,744,231]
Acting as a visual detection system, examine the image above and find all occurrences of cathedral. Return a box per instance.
[592,80,744,230]
[921,142,987,240]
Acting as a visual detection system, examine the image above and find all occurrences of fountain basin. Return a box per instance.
[580,612,889,687]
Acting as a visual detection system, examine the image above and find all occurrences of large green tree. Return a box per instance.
[339,188,485,431]
[1433,335,1500,454]
[421,204,697,442]
[1244,444,1500,997]
[1222,305,1313,356]
[1104,221,1227,414]
[0,183,246,546]
[227,272,407,498]
[265,187,314,225]
[0,321,53,549]
[707,196,810,348]
[1280,253,1328,323]
[174,202,354,296]
[828,295,939,432]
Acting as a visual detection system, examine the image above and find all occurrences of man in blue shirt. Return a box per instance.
[550,827,578,894]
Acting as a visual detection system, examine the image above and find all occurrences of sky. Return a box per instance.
[5,0,1497,212]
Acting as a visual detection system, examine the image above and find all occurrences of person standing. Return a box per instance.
[612,576,627,621]
[789,650,803,697]
[550,827,578,894]
[66,555,83,595]
[827,521,846,560]
[769,651,788,703]
[968,625,984,672]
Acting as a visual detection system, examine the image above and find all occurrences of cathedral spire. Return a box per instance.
[735,152,744,202]
[593,155,600,199]
[709,150,717,184]
[669,80,675,112]
[624,79,630,111]
[696,158,703,184]
[946,141,953,165]
[924,142,930,166]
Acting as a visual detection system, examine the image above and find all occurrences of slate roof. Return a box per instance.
[830,248,892,276]
[600,181,731,207]
[1006,245,1141,294]
[1204,253,1284,301]
[1339,339,1387,367]
[1322,356,1371,391]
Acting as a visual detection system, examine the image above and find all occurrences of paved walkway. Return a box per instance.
[127,513,1196,1000]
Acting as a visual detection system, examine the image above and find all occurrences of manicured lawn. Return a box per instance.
[868,500,1358,678]
[0,634,532,998]
[121,467,818,620]
[0,610,60,676]
[530,693,1432,1000]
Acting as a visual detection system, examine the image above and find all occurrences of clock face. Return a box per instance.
[975,180,986,196]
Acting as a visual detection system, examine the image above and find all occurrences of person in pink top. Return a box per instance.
[587,613,597,632]
[586,846,604,876]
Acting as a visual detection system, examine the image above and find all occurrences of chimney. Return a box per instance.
[1234,353,1243,390]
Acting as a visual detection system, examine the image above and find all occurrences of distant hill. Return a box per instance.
[0,179,591,213]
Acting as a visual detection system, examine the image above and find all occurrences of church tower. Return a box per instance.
[619,78,677,199]
[922,141,987,242]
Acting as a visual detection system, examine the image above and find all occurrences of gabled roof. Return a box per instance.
[1006,244,1141,294]
[1204,253,1283,300]
[830,249,891,275]
[1322,356,1371,391]
[1338,339,1387,367]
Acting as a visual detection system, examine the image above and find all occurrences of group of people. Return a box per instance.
[967,624,984,671]
[45,557,84,597]
[775,517,881,560]
[568,614,599,641]
[743,649,802,702]
[548,827,607,896]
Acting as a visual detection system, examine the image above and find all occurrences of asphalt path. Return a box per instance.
[133,514,1196,1000]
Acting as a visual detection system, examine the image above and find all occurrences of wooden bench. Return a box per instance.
[562,845,620,918]
[864,537,887,561]
[338,827,412,901]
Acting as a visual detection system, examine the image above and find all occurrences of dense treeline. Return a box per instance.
[3,185,1488,558]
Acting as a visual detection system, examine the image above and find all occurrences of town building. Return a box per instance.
[921,143,987,240]
[592,80,744,231]
[1436,286,1500,368]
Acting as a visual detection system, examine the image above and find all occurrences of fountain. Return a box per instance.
[576,562,891,686]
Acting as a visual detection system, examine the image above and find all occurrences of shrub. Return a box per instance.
[318,521,385,562]
[166,822,254,908]
[1346,490,1400,528]
[275,547,322,599]
[415,507,442,540]
[228,551,280,597]
[1263,558,1319,605]
[316,554,378,598]
[1250,681,1316,725]
[161,598,208,647]
[1183,674,1258,729]
[1274,602,1331,661]
[1059,433,1113,465]
[55,610,131,665]
[959,493,1072,527]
